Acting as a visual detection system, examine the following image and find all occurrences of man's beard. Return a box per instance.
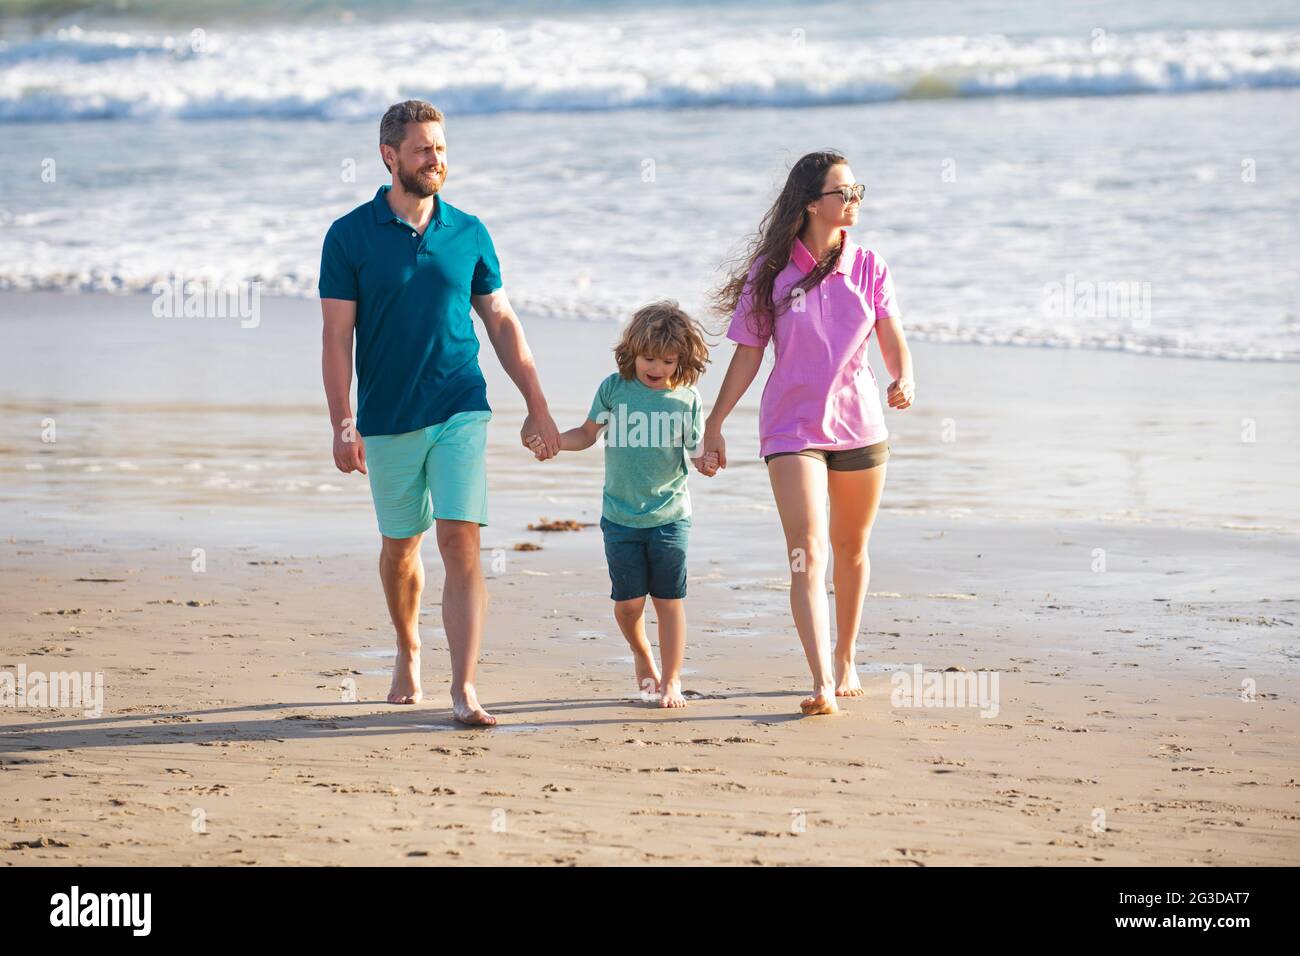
[397,161,444,198]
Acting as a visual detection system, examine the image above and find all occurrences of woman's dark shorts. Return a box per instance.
[764,439,890,471]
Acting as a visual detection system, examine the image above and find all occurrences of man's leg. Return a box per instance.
[379,533,425,704]
[425,410,496,726]
[436,519,495,725]
[365,428,436,706]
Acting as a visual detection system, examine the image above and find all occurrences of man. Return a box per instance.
[320,100,560,726]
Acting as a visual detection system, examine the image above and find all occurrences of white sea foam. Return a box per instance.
[2,21,1299,122]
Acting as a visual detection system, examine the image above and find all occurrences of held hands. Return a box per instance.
[887,377,915,410]
[690,450,721,476]
[692,429,726,477]
[524,432,550,460]
[521,409,560,461]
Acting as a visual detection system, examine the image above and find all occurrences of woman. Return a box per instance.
[698,150,914,716]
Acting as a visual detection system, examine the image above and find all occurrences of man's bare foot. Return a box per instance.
[833,657,865,697]
[387,646,423,704]
[634,652,662,702]
[800,689,838,715]
[658,677,687,709]
[451,684,497,726]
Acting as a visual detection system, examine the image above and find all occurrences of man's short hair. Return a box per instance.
[379,100,445,172]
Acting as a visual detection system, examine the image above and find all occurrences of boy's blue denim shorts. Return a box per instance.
[599,516,691,601]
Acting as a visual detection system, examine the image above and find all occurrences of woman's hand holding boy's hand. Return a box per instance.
[693,428,726,477]
[691,450,721,477]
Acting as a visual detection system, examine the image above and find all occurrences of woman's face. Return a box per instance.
[807,163,861,228]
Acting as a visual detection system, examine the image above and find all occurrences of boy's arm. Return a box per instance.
[560,418,603,452]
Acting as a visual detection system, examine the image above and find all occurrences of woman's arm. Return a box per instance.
[697,343,765,474]
[875,315,914,409]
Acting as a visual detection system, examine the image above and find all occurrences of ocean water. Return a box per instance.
[0,0,1298,359]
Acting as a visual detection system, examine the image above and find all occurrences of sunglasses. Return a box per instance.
[819,183,866,204]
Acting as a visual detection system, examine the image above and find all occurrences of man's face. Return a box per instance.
[389,121,447,198]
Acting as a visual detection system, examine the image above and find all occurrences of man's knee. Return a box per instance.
[436,520,480,569]
[380,533,423,569]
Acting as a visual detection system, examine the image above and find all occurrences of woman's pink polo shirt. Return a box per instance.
[726,230,900,458]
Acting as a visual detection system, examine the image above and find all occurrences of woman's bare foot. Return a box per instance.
[387,646,423,704]
[800,688,839,715]
[658,677,687,708]
[634,652,662,703]
[451,684,497,726]
[833,656,865,697]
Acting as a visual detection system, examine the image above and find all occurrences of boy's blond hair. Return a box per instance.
[613,300,710,388]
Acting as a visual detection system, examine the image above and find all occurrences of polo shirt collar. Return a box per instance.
[371,185,451,228]
[790,229,856,275]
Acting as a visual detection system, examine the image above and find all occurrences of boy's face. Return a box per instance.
[635,353,677,389]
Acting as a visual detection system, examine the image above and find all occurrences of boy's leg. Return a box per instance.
[602,518,657,700]
[649,596,686,708]
[613,596,659,700]
[647,518,691,708]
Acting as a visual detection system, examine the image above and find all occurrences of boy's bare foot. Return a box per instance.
[800,688,838,715]
[634,652,662,702]
[451,684,497,726]
[833,657,865,697]
[387,646,423,704]
[658,678,687,708]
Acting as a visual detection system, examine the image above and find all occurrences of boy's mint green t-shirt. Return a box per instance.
[587,372,703,528]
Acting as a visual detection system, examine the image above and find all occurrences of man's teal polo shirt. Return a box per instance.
[319,185,502,437]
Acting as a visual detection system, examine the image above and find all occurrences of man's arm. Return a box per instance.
[321,297,366,474]
[471,288,560,459]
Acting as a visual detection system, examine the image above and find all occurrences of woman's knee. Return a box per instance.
[830,531,871,565]
[785,533,828,575]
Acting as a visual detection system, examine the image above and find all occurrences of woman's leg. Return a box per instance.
[767,455,836,714]
[827,463,887,696]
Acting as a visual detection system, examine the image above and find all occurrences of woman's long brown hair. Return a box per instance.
[712,149,848,342]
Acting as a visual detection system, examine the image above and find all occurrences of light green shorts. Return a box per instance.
[364,410,492,538]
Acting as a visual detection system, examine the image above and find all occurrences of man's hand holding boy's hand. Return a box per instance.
[525,433,550,461]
